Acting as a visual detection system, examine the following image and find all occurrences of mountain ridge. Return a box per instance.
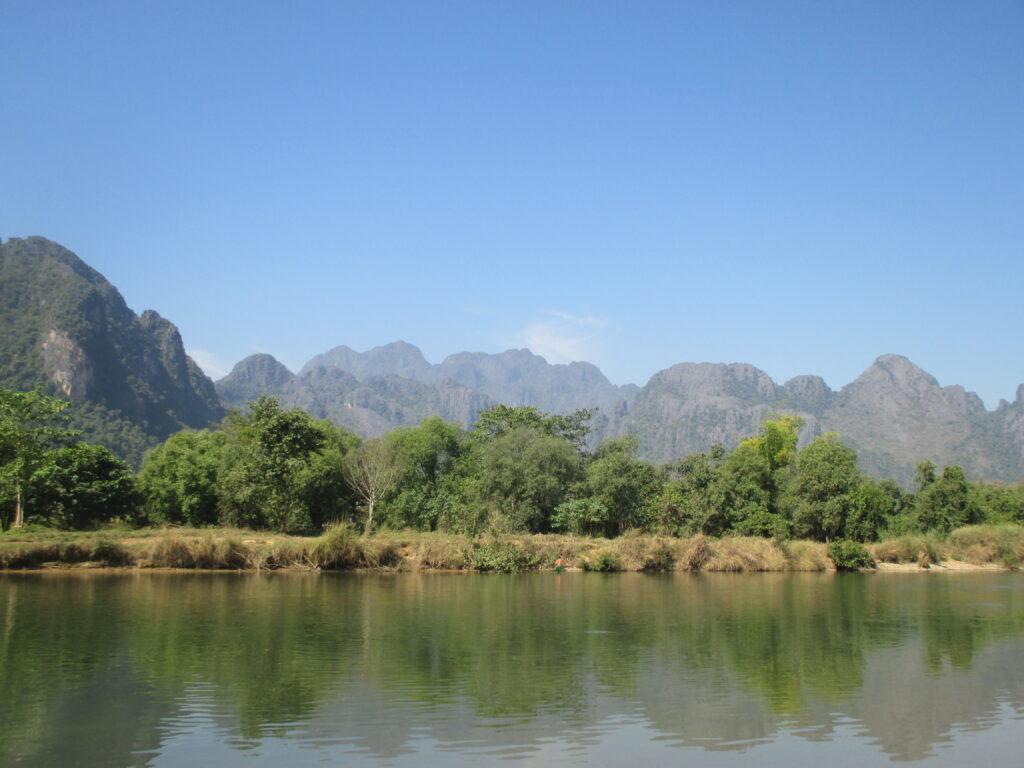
[219,342,1024,485]
[2,237,1021,484]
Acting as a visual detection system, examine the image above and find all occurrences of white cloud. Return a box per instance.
[519,310,608,365]
[186,348,230,379]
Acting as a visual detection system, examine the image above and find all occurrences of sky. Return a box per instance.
[2,1,1022,407]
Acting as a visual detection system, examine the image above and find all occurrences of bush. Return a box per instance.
[828,539,875,571]
[582,550,623,572]
[470,536,541,573]
[641,544,676,572]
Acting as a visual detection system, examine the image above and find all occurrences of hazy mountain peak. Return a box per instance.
[653,362,780,402]
[1017,384,1024,405]
[864,354,938,387]
[299,340,431,380]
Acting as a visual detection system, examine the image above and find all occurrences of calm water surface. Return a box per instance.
[1,571,1023,766]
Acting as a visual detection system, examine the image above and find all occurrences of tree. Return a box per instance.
[0,388,76,530]
[474,426,581,532]
[574,435,659,536]
[659,445,726,535]
[382,417,466,530]
[342,438,401,534]
[915,465,977,533]
[216,397,328,532]
[471,404,594,450]
[138,429,228,526]
[787,434,860,541]
[30,443,139,529]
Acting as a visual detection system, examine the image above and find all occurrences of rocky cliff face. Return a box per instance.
[627,353,1023,484]
[0,237,224,463]
[628,362,821,463]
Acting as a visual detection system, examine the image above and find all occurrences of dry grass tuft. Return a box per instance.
[704,537,788,572]
[781,540,829,571]
[868,534,945,565]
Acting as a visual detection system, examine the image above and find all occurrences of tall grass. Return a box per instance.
[5,525,1024,572]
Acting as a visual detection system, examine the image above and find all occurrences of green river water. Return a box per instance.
[1,571,1023,766]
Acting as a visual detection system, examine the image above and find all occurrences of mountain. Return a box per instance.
[4,237,1020,483]
[630,362,818,462]
[300,341,636,416]
[630,353,1024,484]
[232,342,1024,483]
[0,237,224,464]
[218,354,493,437]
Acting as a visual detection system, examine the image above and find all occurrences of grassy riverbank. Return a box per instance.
[2,524,1023,572]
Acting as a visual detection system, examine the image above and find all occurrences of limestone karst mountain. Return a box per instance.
[0,237,223,465]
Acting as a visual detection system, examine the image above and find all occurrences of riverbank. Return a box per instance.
[2,524,1021,573]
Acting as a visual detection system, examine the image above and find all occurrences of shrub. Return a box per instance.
[582,550,623,572]
[470,536,541,573]
[642,544,676,572]
[828,539,875,571]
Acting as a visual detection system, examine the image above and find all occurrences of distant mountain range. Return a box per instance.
[3,236,1023,484]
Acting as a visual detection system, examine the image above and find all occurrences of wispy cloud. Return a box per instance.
[186,348,230,379]
[519,310,608,365]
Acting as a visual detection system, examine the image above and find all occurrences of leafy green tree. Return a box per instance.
[471,404,594,450]
[29,443,140,529]
[659,445,726,535]
[217,397,329,532]
[475,426,581,532]
[743,414,804,473]
[571,435,659,536]
[297,421,360,530]
[0,388,77,529]
[379,417,466,530]
[914,460,937,489]
[719,415,804,537]
[970,481,1024,524]
[139,429,228,526]
[846,477,905,541]
[915,465,978,533]
[716,441,777,536]
[787,434,860,542]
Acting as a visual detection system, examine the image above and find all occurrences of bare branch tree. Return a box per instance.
[341,438,401,534]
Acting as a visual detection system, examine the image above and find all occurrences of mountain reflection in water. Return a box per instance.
[1,572,1023,766]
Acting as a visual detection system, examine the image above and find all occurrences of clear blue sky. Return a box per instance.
[2,1,1022,407]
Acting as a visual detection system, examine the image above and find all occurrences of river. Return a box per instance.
[1,571,1022,766]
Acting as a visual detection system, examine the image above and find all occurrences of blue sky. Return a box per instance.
[2,1,1022,406]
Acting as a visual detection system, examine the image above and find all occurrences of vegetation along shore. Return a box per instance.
[2,386,1023,573]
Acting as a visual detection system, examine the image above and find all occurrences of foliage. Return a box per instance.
[914,465,979,533]
[641,543,676,572]
[581,550,624,572]
[29,443,140,529]
[828,539,875,570]
[474,426,582,532]
[342,437,402,533]
[471,404,594,449]
[0,388,78,529]
[469,535,542,573]
[787,434,860,542]
[139,429,227,526]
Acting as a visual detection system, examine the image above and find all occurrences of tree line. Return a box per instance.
[2,387,1023,538]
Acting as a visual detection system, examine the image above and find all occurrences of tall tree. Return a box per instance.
[342,438,401,534]
[0,388,76,530]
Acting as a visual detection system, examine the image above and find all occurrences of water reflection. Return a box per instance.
[1,572,1022,766]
